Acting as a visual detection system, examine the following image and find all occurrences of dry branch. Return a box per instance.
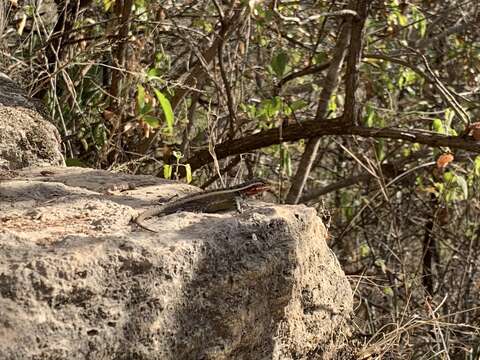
[285,19,352,204]
[184,119,480,176]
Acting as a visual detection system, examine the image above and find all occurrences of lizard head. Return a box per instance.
[238,179,269,196]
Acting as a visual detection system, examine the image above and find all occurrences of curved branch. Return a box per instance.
[301,149,432,203]
[276,61,331,91]
[302,173,371,200]
[184,118,480,176]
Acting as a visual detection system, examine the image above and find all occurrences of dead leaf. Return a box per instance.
[467,122,480,141]
[436,153,454,169]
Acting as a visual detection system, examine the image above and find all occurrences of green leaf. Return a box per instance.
[289,99,307,111]
[328,94,337,113]
[444,108,454,128]
[365,105,375,127]
[258,97,283,118]
[375,139,385,162]
[474,156,480,177]
[185,164,192,183]
[443,171,455,183]
[396,13,408,27]
[375,259,387,273]
[271,51,289,78]
[136,85,145,111]
[418,18,427,38]
[434,182,444,194]
[412,143,421,152]
[24,4,35,16]
[153,89,174,134]
[411,6,427,38]
[383,287,394,297]
[147,68,161,81]
[281,147,292,176]
[387,12,397,26]
[398,74,405,88]
[143,115,160,128]
[432,118,445,134]
[141,102,153,115]
[455,175,468,199]
[314,52,327,64]
[445,189,455,203]
[398,68,418,90]
[359,243,370,258]
[163,164,172,179]
[103,0,114,11]
[271,96,282,115]
[241,103,257,119]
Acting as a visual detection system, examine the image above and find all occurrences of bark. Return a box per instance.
[181,119,480,177]
[422,194,439,295]
[109,0,134,103]
[344,0,369,125]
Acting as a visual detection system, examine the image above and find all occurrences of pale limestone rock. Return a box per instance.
[0,167,353,359]
[0,73,64,169]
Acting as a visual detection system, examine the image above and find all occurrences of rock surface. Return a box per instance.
[0,73,64,169]
[0,167,353,359]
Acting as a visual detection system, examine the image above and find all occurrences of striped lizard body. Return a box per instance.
[134,179,268,232]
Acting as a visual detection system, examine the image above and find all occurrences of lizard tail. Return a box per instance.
[133,213,159,233]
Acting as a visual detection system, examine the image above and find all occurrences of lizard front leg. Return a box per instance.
[235,196,245,213]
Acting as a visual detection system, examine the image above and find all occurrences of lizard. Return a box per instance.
[133,178,269,232]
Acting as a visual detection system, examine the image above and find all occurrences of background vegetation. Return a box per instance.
[2,0,480,358]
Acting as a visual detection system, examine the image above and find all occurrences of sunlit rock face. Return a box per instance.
[0,168,353,359]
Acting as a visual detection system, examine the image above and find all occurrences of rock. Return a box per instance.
[0,73,64,169]
[0,167,353,359]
